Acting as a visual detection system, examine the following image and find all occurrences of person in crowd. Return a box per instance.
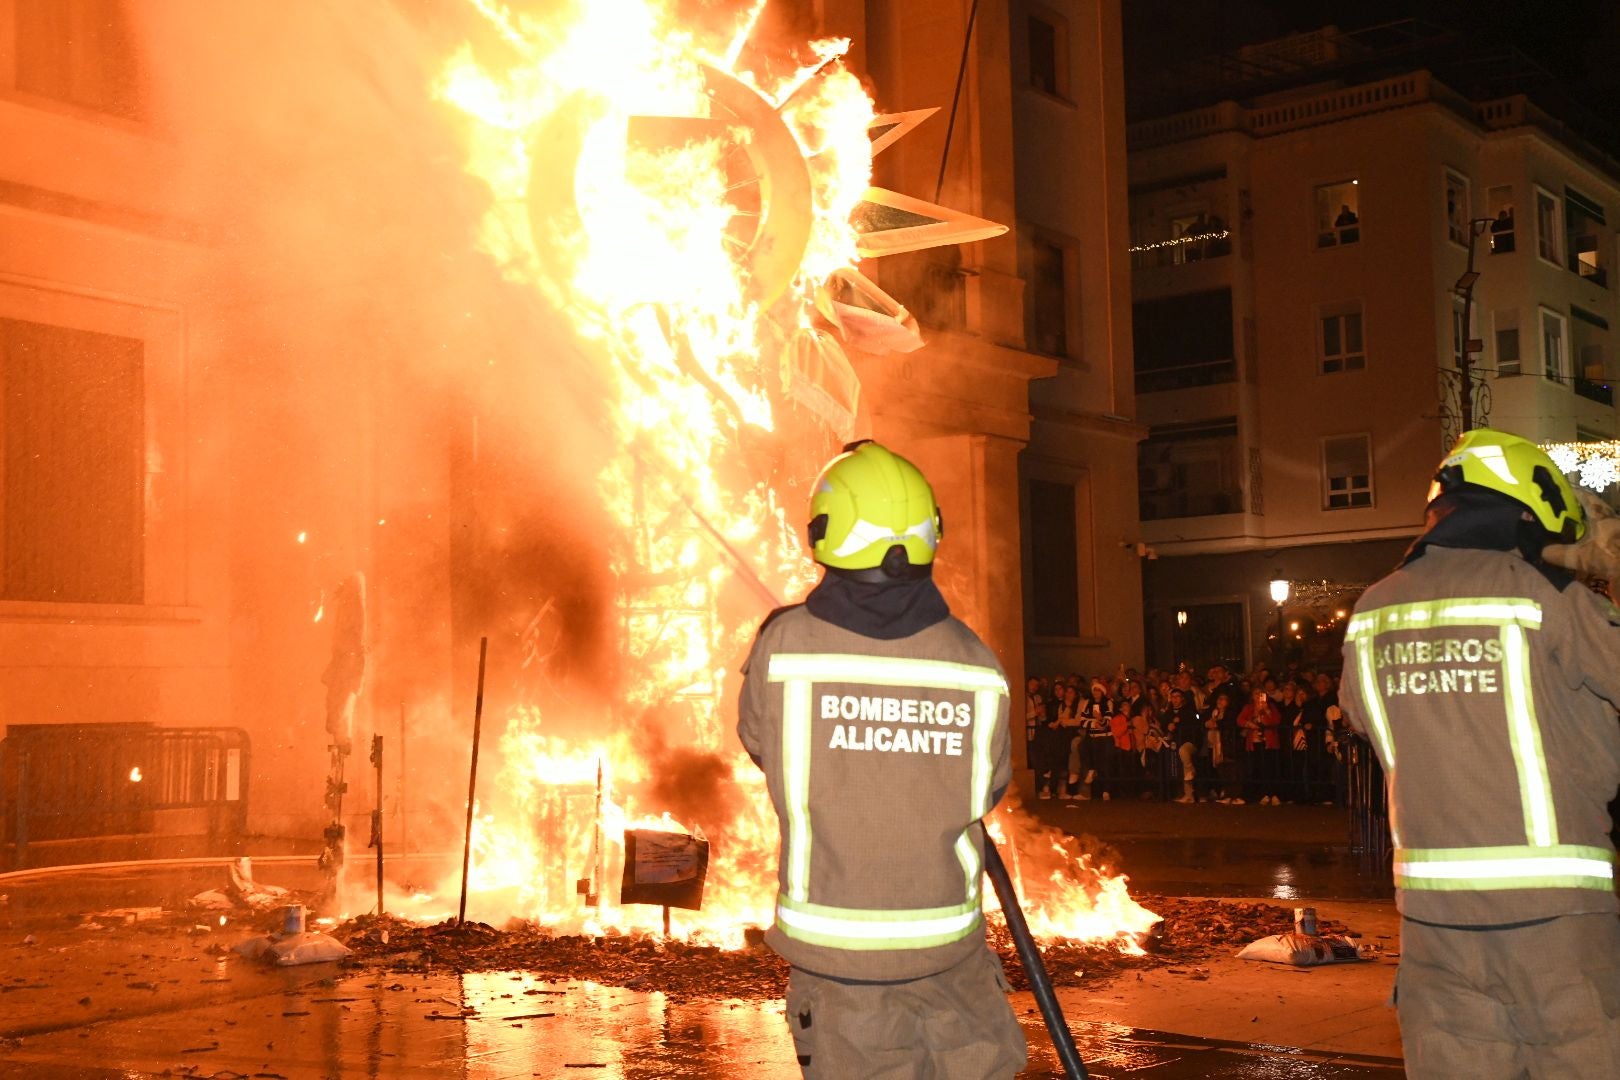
[1024,676,1046,774]
[1116,678,1151,799]
[1054,682,1083,798]
[1274,681,1304,803]
[1165,687,1201,802]
[1238,687,1283,804]
[1078,679,1114,800]
[1173,668,1206,711]
[1206,664,1242,716]
[1296,674,1337,804]
[1035,680,1066,800]
[1203,690,1241,803]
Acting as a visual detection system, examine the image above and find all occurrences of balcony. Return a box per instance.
[1130,232,1231,270]
[1136,358,1238,395]
[1574,377,1614,406]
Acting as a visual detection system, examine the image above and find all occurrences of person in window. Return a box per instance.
[1335,203,1360,243]
[1490,207,1515,254]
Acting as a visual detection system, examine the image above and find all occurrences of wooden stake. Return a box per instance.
[457,637,489,925]
[371,734,384,917]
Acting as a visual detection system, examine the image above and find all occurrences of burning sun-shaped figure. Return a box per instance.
[423,0,1157,951]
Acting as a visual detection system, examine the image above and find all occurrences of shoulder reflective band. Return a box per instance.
[1500,623,1558,847]
[954,829,981,899]
[775,894,982,951]
[1352,634,1397,772]
[1396,845,1615,892]
[780,678,814,902]
[1346,598,1542,638]
[765,653,1009,695]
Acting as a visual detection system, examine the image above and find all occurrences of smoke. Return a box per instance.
[630,708,744,835]
[121,0,624,849]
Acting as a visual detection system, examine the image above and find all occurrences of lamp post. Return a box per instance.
[1452,217,1494,433]
[1269,578,1290,665]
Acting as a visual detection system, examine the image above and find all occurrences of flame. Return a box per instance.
[405,0,1156,954]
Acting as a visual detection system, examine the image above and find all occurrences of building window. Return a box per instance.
[1322,434,1373,510]
[1540,307,1568,382]
[1132,288,1235,392]
[1487,186,1515,254]
[1319,302,1366,373]
[1445,171,1471,247]
[1,318,145,603]
[1570,305,1612,405]
[1535,187,1563,266]
[1315,180,1360,247]
[1494,309,1521,377]
[1026,10,1069,99]
[1138,418,1243,521]
[1028,235,1072,358]
[1027,478,1080,637]
[13,0,145,120]
[1564,187,1607,286]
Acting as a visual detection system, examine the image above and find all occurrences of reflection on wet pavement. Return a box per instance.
[0,965,1404,1078]
[1111,837,1392,902]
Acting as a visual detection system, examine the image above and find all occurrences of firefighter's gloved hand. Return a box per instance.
[1543,489,1620,580]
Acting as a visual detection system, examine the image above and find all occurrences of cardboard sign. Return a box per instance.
[620,829,709,911]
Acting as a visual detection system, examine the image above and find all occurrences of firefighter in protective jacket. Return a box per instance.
[1340,429,1620,1078]
[738,440,1026,1079]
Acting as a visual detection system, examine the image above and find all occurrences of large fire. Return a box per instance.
[386,0,1158,952]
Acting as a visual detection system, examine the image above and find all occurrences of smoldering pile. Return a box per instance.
[333,899,1363,1001]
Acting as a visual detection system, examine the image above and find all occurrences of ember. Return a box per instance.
[333,898,1358,1001]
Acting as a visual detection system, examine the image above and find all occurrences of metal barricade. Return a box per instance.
[2,724,250,865]
[1344,735,1392,872]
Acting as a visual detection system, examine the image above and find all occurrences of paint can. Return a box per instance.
[283,904,307,936]
[1294,906,1318,936]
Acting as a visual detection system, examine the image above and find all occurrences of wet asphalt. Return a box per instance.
[0,800,1403,1077]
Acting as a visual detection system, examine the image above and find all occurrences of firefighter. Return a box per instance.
[737,440,1026,1079]
[1339,428,1620,1078]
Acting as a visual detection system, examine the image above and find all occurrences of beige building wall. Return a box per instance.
[0,1,234,850]
[1007,0,1145,680]
[1129,65,1620,667]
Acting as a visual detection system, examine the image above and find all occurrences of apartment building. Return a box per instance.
[1125,27,1620,670]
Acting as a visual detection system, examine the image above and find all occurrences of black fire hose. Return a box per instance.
[982,827,1088,1079]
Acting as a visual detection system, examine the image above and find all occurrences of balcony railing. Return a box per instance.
[1574,377,1614,406]
[1136,357,1238,394]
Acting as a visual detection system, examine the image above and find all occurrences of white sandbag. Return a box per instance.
[1237,932,1363,966]
[267,931,352,966]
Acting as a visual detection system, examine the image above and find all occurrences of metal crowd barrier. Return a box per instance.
[1,724,250,866]
[1343,735,1393,872]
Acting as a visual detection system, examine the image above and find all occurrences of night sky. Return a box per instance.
[1123,0,1620,144]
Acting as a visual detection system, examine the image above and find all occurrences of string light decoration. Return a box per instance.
[1127,230,1231,254]
[1542,441,1620,493]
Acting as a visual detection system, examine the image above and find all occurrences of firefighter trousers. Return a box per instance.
[1397,912,1620,1079]
[785,946,1028,1079]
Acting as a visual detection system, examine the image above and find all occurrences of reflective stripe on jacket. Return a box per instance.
[738,606,1012,981]
[1340,546,1620,925]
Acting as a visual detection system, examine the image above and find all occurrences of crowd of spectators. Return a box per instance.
[1023,661,1352,806]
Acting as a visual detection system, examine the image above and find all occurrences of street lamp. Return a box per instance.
[1268,578,1290,664]
[1452,217,1494,432]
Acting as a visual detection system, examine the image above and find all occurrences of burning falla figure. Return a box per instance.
[738,442,1027,1078]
